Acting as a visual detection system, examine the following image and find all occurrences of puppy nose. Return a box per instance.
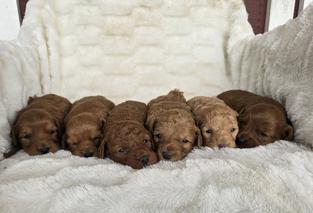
[236,138,246,145]
[39,146,50,154]
[162,151,172,160]
[83,152,94,158]
[218,144,228,149]
[139,155,149,166]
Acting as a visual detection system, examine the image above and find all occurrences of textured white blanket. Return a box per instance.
[0,0,313,212]
[1,141,313,213]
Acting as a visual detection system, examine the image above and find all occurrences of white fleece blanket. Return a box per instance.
[1,141,313,213]
[1,0,313,212]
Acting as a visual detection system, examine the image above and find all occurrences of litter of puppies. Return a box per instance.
[6,89,294,169]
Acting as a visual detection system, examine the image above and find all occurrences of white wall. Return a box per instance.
[265,0,295,31]
[0,0,20,40]
[265,0,313,32]
[302,0,313,11]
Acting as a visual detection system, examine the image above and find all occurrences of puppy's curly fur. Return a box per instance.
[98,101,157,169]
[187,96,238,148]
[218,90,294,148]
[146,90,202,161]
[9,94,71,156]
[63,96,114,157]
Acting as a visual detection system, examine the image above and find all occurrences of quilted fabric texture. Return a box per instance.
[20,0,253,102]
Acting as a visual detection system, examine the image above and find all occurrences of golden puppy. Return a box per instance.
[146,90,202,161]
[9,94,71,156]
[63,96,114,157]
[98,101,158,169]
[187,96,238,148]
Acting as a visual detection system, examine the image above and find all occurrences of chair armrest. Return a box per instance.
[0,40,42,157]
[228,4,313,146]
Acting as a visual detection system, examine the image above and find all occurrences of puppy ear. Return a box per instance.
[146,116,157,132]
[149,134,156,151]
[3,146,19,158]
[195,117,203,129]
[238,108,245,116]
[10,124,19,148]
[283,125,294,141]
[151,141,156,151]
[195,127,203,147]
[98,138,107,158]
[61,134,68,149]
[53,118,64,145]
[8,110,23,156]
[100,118,106,133]
[6,123,21,158]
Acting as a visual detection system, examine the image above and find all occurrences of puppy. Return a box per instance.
[146,90,202,161]
[187,96,238,148]
[9,94,71,156]
[98,101,157,169]
[217,90,294,148]
[63,96,114,157]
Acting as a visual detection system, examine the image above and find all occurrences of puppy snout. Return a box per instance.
[218,144,228,149]
[236,137,254,148]
[83,151,94,158]
[139,155,149,166]
[162,151,172,160]
[39,145,50,154]
[236,138,246,145]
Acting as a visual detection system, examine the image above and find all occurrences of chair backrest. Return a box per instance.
[21,0,253,103]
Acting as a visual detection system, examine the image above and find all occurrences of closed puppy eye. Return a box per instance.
[181,139,190,144]
[154,134,161,141]
[118,148,127,154]
[49,130,56,135]
[230,128,236,133]
[69,141,78,147]
[206,129,213,134]
[144,139,151,145]
[259,132,269,137]
[21,134,32,139]
[144,139,152,148]
[93,136,101,144]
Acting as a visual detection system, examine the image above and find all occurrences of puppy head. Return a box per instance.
[106,122,158,169]
[236,103,294,148]
[63,113,105,157]
[152,111,201,161]
[196,105,238,148]
[11,109,61,155]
